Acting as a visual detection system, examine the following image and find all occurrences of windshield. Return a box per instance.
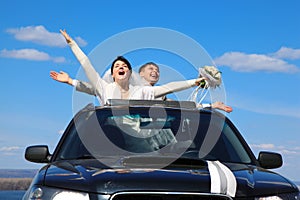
[55,107,253,165]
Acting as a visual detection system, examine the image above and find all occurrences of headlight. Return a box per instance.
[24,185,90,200]
[52,191,89,200]
[255,192,300,200]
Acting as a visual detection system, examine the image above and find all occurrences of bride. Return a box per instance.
[58,29,205,105]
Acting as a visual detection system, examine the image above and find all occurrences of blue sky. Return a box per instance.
[1,0,300,181]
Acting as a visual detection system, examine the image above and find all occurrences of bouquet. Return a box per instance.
[199,65,222,89]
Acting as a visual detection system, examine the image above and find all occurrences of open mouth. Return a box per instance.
[119,71,125,75]
[150,74,157,79]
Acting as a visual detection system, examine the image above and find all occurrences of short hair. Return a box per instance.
[138,62,159,73]
[111,56,132,74]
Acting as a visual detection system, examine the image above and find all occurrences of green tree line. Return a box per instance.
[0,178,32,190]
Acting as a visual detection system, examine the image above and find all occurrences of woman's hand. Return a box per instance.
[50,70,73,85]
[60,29,73,44]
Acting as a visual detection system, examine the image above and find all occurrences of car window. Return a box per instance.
[54,107,253,164]
[56,123,91,160]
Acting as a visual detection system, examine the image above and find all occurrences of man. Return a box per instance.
[139,62,160,86]
[138,62,232,112]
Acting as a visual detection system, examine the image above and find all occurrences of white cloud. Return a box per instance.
[75,36,88,47]
[280,149,298,155]
[0,146,20,152]
[250,143,300,156]
[1,48,50,60]
[0,48,65,63]
[214,51,299,73]
[6,25,66,47]
[251,143,275,149]
[6,25,87,47]
[272,47,300,60]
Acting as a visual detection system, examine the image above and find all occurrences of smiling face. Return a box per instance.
[111,60,132,82]
[139,64,160,86]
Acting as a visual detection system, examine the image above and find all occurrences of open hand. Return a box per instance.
[50,71,71,84]
[211,102,233,113]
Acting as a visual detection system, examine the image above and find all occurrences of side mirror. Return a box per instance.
[25,145,51,163]
[258,151,283,169]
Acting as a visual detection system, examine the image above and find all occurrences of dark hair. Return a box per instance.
[138,62,159,73]
[111,56,132,74]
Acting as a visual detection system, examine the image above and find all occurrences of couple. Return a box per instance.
[51,61,166,100]
[51,30,232,113]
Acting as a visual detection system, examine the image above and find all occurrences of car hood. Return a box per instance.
[43,158,298,198]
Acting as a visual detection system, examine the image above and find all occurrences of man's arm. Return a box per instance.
[198,102,233,113]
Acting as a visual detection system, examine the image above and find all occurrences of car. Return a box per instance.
[23,100,299,200]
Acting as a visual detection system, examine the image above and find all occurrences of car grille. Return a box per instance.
[111,192,233,200]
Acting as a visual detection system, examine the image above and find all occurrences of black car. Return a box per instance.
[23,100,299,200]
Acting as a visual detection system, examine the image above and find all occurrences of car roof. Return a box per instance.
[76,99,225,118]
[106,99,198,109]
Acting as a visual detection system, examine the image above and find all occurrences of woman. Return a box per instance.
[59,29,205,105]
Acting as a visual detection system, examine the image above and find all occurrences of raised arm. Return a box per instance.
[153,78,204,98]
[60,29,106,100]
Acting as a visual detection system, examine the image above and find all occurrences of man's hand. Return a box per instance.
[212,102,233,113]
